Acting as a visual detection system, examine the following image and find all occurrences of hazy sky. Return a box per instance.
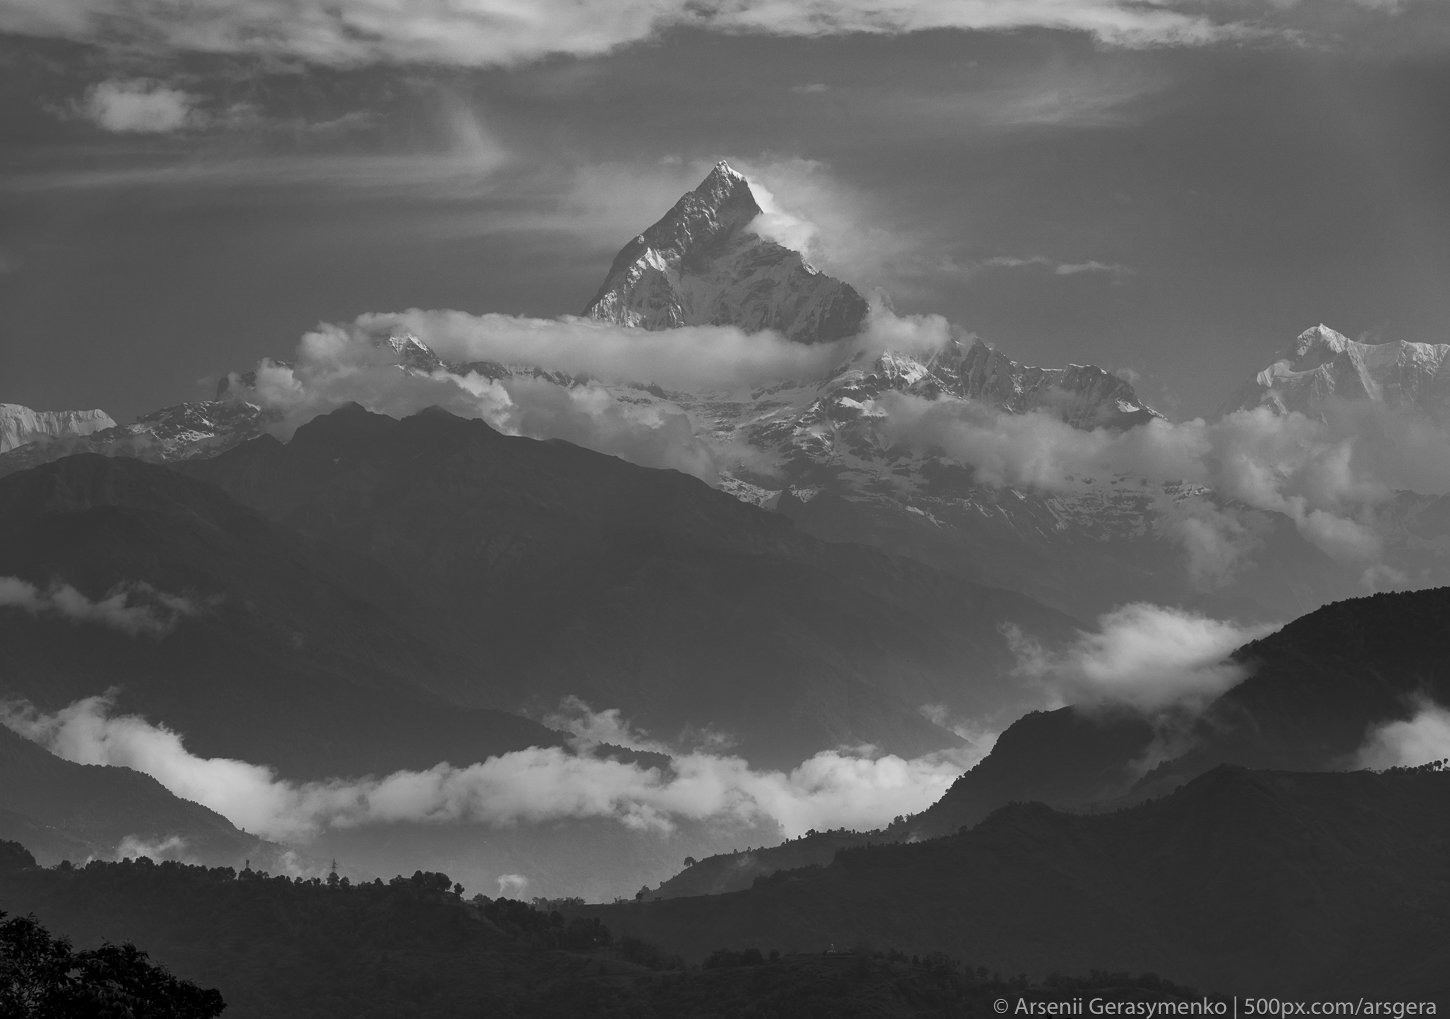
[3,1,1450,421]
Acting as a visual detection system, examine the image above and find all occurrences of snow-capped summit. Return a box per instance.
[0,403,115,453]
[385,333,445,373]
[1229,324,1450,416]
[583,160,870,344]
[952,342,1159,430]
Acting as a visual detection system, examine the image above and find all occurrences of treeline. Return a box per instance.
[0,841,1209,1018]
[1,910,224,1019]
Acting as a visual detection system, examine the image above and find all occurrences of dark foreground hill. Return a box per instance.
[0,726,301,872]
[586,766,1450,998]
[0,452,561,778]
[181,403,1076,766]
[0,841,1213,1019]
[661,585,1450,895]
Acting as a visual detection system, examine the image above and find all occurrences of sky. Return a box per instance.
[3,1,1450,422]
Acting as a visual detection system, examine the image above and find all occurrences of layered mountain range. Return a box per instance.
[6,160,1450,913]
[10,164,1450,623]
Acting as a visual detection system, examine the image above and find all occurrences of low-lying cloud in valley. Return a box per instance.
[0,577,200,637]
[0,695,971,844]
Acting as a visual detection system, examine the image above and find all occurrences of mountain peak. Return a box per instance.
[582,161,868,344]
[1226,322,1450,417]
[1289,323,1351,361]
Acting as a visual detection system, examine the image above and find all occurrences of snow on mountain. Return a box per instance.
[0,404,115,453]
[584,161,870,345]
[0,400,264,477]
[1228,324,1450,417]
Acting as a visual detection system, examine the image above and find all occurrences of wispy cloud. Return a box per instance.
[0,577,201,638]
[0,1,1291,70]
[969,254,1135,282]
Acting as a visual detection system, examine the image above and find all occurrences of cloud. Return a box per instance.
[1,695,971,842]
[0,577,201,637]
[78,79,200,133]
[544,695,671,754]
[875,392,1450,572]
[496,873,530,898]
[971,255,1134,282]
[1006,603,1277,712]
[1356,697,1450,770]
[350,310,852,391]
[230,305,931,484]
[239,322,754,483]
[114,834,194,863]
[0,1,1281,70]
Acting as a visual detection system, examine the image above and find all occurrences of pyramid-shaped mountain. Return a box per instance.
[583,161,870,344]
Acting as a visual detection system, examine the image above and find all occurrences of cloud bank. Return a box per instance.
[1,695,970,843]
[877,391,1450,580]
[0,577,200,637]
[1007,602,1277,712]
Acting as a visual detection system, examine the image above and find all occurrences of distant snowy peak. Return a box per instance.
[1231,324,1450,416]
[807,339,1158,431]
[0,403,115,453]
[583,160,870,345]
[953,342,1160,430]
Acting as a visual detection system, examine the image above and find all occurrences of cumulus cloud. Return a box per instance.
[78,79,200,133]
[238,322,734,481]
[497,873,530,898]
[229,303,951,484]
[1356,697,1450,770]
[1,1,1278,70]
[1007,603,1278,712]
[1,695,971,842]
[0,577,200,638]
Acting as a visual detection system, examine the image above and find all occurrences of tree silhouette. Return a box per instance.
[0,910,224,1018]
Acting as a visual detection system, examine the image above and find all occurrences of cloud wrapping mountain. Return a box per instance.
[877,391,1450,577]
[1006,602,1276,713]
[1,696,970,842]
[1356,697,1450,769]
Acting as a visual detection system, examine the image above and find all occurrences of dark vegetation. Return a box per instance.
[1,839,1218,1018]
[585,767,1450,998]
[665,584,1450,896]
[1,908,224,1019]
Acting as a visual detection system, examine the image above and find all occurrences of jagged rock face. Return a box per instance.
[0,404,115,453]
[0,400,264,478]
[1228,324,1450,417]
[953,343,1158,430]
[583,161,870,345]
